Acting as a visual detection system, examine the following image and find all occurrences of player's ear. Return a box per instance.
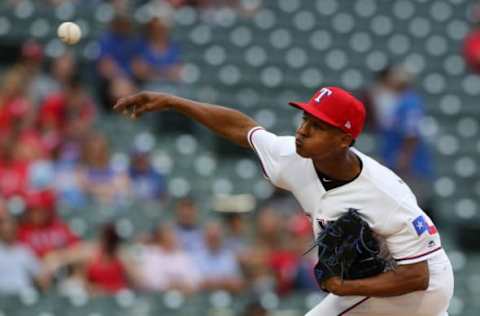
[339,133,353,149]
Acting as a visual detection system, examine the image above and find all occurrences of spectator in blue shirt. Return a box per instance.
[132,17,182,84]
[195,220,245,293]
[365,65,435,216]
[173,198,205,253]
[96,14,141,111]
[97,14,140,79]
[128,148,167,201]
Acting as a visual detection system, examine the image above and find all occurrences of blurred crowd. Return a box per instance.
[0,18,315,298]
[0,31,317,296]
[0,191,317,298]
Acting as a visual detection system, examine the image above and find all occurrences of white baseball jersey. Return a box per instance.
[248,127,453,316]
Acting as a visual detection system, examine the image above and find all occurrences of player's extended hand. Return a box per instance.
[113,91,171,119]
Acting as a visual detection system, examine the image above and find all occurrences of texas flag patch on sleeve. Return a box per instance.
[412,215,438,236]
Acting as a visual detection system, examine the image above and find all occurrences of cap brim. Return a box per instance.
[288,101,343,130]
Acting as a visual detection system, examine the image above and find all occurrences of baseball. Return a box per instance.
[57,22,82,45]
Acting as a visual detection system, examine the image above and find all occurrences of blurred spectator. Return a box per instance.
[138,222,199,293]
[16,41,77,108]
[239,208,286,295]
[128,148,167,201]
[17,190,79,258]
[132,17,182,83]
[28,159,56,192]
[0,139,29,198]
[39,75,97,150]
[255,207,283,250]
[57,262,88,298]
[264,188,301,216]
[463,5,480,73]
[96,14,140,110]
[0,66,47,168]
[81,133,130,207]
[53,143,89,209]
[97,14,139,79]
[19,40,56,106]
[173,197,204,252]
[268,214,316,295]
[45,222,140,296]
[363,65,435,215]
[0,214,49,294]
[45,52,78,94]
[222,212,249,255]
[260,212,313,295]
[242,300,269,316]
[52,52,76,86]
[0,66,36,139]
[85,223,134,295]
[464,26,480,73]
[196,220,244,293]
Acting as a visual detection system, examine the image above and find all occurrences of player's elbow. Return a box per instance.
[401,261,430,292]
[412,270,429,291]
[417,270,430,291]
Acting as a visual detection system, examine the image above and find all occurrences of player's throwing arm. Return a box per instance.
[114,91,258,148]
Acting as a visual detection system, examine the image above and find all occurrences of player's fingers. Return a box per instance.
[128,103,151,119]
[114,94,142,112]
[113,97,130,112]
[130,107,145,119]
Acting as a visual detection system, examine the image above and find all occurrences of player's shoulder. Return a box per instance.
[354,148,416,203]
[248,127,297,157]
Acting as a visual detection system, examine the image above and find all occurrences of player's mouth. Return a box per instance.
[295,139,303,147]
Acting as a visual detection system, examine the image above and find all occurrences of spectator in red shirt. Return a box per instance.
[464,28,480,73]
[17,190,79,258]
[463,6,480,73]
[85,223,129,295]
[0,140,28,198]
[39,76,96,148]
[0,66,36,140]
[42,222,141,296]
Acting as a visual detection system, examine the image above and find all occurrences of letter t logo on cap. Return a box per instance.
[314,88,333,103]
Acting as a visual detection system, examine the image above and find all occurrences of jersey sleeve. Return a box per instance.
[247,127,291,190]
[383,208,442,265]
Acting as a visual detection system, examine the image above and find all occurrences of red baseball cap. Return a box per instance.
[288,87,366,139]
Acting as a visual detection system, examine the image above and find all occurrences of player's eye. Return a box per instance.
[312,122,323,130]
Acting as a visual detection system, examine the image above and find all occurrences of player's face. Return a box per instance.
[295,112,351,159]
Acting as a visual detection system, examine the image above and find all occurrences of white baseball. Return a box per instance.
[57,22,82,45]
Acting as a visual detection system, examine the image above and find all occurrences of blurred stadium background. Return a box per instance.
[0,0,479,315]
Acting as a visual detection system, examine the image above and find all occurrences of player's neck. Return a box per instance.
[312,149,361,181]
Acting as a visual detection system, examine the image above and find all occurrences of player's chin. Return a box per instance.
[295,144,311,158]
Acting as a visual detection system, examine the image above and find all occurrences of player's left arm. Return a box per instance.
[324,260,429,297]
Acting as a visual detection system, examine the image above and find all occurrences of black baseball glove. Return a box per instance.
[309,209,386,289]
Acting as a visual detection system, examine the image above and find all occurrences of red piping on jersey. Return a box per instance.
[247,127,264,148]
[338,297,370,315]
[394,246,442,262]
[248,127,269,179]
